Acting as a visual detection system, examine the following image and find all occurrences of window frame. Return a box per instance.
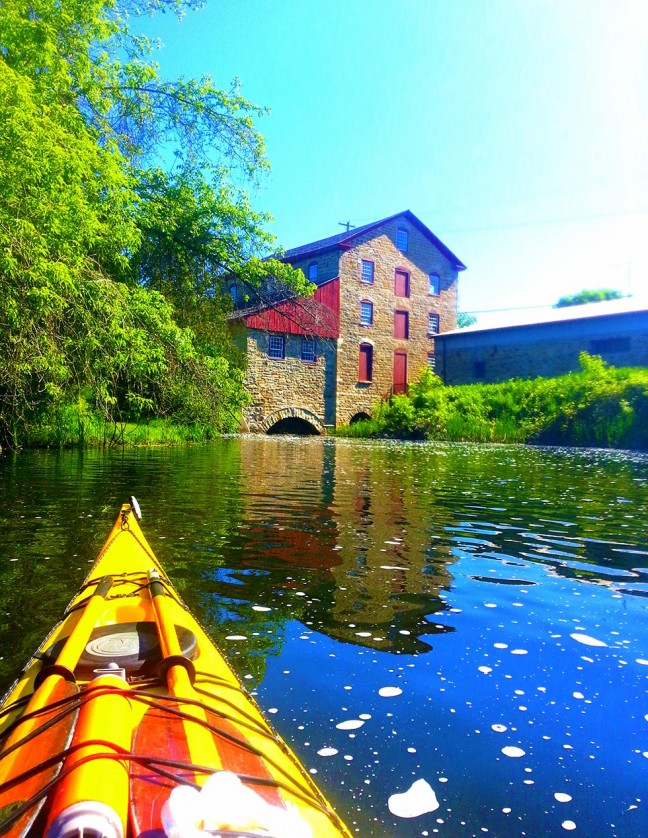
[428,272,440,296]
[301,336,316,363]
[396,227,408,252]
[268,334,285,360]
[359,299,374,326]
[361,259,375,284]
[307,262,318,281]
[358,342,373,382]
[427,312,440,336]
[427,352,436,371]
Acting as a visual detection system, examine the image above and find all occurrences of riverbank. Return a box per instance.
[337,353,648,450]
[14,408,221,450]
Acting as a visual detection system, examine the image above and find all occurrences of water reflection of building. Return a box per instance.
[236,438,458,654]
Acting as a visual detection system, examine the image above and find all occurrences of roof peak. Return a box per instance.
[281,210,466,270]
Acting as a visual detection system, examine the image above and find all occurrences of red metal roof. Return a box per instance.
[236,278,340,338]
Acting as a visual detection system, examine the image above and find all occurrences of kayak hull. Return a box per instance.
[0,502,351,838]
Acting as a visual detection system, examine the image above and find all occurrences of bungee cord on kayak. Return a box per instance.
[0,500,352,838]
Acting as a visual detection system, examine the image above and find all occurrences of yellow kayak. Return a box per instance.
[0,500,352,838]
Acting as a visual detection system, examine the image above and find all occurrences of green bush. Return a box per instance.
[336,355,648,450]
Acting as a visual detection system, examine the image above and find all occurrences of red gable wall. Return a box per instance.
[242,278,340,338]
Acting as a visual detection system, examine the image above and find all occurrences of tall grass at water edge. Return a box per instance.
[19,403,219,449]
[338,353,648,450]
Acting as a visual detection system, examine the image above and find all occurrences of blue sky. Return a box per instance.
[141,0,647,324]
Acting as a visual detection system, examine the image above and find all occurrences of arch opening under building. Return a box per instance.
[349,411,372,424]
[266,417,320,435]
[260,407,325,436]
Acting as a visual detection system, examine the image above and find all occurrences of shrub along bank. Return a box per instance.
[337,354,648,450]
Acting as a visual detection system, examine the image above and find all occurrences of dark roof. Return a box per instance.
[281,210,466,270]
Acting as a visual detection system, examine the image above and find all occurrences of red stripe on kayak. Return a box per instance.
[129,701,283,837]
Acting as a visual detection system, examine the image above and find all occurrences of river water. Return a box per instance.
[1,437,647,837]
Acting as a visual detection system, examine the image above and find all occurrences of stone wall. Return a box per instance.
[334,217,458,425]
[289,249,341,286]
[437,311,648,384]
[240,328,337,432]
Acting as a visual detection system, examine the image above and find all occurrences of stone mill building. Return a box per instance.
[229,210,466,434]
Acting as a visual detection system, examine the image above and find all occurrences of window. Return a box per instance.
[427,353,436,370]
[361,260,374,284]
[396,228,408,252]
[394,269,410,297]
[308,262,318,281]
[301,337,316,362]
[429,273,440,295]
[358,343,373,382]
[394,310,409,339]
[427,312,440,335]
[268,335,285,360]
[360,300,374,326]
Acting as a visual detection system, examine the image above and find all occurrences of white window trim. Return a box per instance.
[301,337,316,362]
[361,260,374,284]
[268,334,285,360]
[360,300,374,326]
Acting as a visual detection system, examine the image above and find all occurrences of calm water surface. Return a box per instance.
[0,437,647,837]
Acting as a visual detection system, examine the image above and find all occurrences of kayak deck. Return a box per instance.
[0,501,352,837]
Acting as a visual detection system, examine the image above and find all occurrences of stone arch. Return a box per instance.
[260,407,326,435]
[349,411,372,424]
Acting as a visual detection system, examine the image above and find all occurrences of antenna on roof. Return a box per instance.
[338,220,356,232]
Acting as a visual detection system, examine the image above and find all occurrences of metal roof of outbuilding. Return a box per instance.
[439,298,648,338]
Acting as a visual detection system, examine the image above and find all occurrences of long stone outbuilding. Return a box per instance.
[229,210,466,434]
[434,299,648,385]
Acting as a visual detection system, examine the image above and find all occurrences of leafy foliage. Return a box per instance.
[0,0,306,449]
[554,289,623,308]
[457,311,478,328]
[338,355,648,450]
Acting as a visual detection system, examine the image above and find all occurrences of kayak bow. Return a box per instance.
[0,501,352,838]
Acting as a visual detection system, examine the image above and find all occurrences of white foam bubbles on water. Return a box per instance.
[379,686,403,698]
[317,747,338,757]
[555,793,572,803]
[252,605,271,612]
[562,820,577,830]
[501,746,525,758]
[387,779,439,818]
[225,635,247,641]
[491,724,507,733]
[478,666,492,674]
[570,633,607,647]
[336,719,364,730]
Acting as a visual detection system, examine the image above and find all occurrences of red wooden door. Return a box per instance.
[394,270,410,297]
[393,351,408,394]
[394,310,409,339]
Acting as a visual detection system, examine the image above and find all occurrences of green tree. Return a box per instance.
[0,0,305,448]
[457,311,478,328]
[554,289,623,308]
